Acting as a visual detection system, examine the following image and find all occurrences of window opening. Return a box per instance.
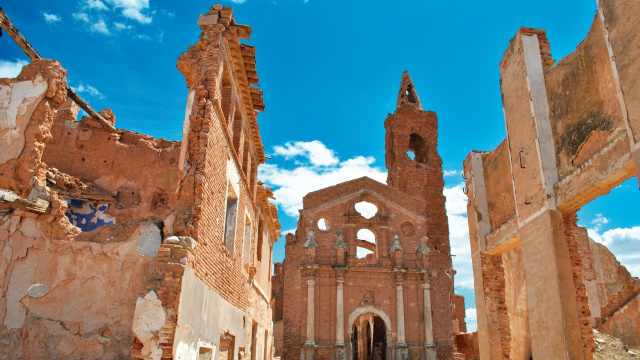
[407,133,428,164]
[257,219,264,262]
[356,228,376,259]
[406,85,417,103]
[218,334,235,360]
[224,182,238,255]
[250,322,258,360]
[355,201,377,219]
[198,347,214,360]
[263,329,269,360]
[318,218,330,231]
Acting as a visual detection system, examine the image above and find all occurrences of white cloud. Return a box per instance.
[230,0,247,3]
[86,0,109,10]
[91,18,110,34]
[135,34,151,40]
[114,22,132,31]
[262,140,476,292]
[588,225,640,277]
[260,142,387,217]
[443,169,460,177]
[107,0,153,24]
[43,13,62,23]
[73,12,90,23]
[465,308,477,332]
[72,83,104,99]
[272,140,339,167]
[591,213,609,229]
[0,59,29,78]
[444,182,474,290]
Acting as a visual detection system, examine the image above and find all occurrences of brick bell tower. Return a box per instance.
[384,73,454,354]
[385,71,446,209]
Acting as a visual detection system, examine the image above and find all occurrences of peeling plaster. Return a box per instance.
[136,223,162,257]
[27,284,50,298]
[132,290,166,360]
[0,75,48,165]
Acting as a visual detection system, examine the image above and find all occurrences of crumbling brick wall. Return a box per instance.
[463,0,640,358]
[0,5,279,360]
[0,60,167,359]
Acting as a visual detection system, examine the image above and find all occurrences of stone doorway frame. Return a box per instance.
[347,306,393,360]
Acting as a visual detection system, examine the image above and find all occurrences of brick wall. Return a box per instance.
[563,214,595,359]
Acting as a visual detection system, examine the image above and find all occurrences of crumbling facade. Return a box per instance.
[0,5,279,360]
[463,0,640,358]
[277,73,458,360]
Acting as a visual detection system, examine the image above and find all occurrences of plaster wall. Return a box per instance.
[174,266,249,360]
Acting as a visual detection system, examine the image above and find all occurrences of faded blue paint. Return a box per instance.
[65,198,115,232]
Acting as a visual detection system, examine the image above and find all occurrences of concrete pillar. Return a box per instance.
[306,279,316,346]
[395,282,406,346]
[336,280,345,346]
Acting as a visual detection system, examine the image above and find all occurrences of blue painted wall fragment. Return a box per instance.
[65,198,115,232]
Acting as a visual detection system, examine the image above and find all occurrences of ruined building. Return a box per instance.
[275,73,460,360]
[0,5,280,359]
[463,0,640,359]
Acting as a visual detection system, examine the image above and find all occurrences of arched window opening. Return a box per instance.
[406,85,417,104]
[355,201,377,219]
[356,229,376,259]
[408,133,428,164]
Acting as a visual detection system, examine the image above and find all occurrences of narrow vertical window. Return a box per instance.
[224,182,238,255]
[257,219,264,262]
[243,216,252,268]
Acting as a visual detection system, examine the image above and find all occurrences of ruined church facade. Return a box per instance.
[277,73,457,360]
[0,5,279,360]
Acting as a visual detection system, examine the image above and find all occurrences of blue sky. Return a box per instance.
[2,0,639,332]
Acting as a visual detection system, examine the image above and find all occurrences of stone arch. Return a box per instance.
[347,306,391,332]
[347,306,393,360]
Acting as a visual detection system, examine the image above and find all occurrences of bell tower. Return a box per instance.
[385,71,445,205]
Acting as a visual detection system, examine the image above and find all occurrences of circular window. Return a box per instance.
[317,218,330,232]
[401,221,415,236]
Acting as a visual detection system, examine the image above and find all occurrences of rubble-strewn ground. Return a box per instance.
[594,329,640,360]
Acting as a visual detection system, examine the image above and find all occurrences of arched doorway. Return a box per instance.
[350,313,387,360]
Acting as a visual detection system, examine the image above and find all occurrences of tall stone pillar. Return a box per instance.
[396,282,406,346]
[306,279,316,346]
[422,283,436,360]
[336,280,345,346]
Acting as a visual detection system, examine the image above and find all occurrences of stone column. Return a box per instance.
[336,280,345,346]
[422,284,434,345]
[306,279,316,346]
[395,282,406,346]
[422,283,437,360]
